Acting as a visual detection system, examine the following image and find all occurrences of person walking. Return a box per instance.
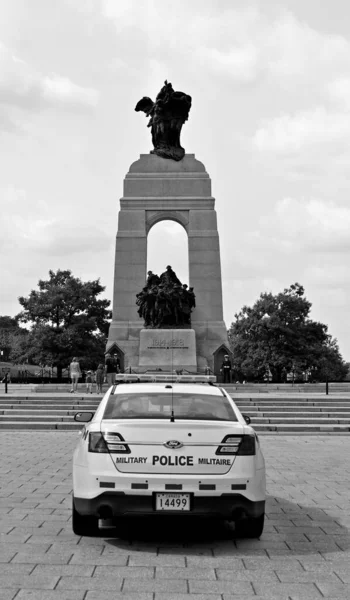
[95,363,104,394]
[220,354,232,384]
[69,357,81,393]
[85,370,93,394]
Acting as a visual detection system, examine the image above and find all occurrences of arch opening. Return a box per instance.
[147,219,189,285]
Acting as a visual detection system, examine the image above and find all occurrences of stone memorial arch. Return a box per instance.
[107,152,230,374]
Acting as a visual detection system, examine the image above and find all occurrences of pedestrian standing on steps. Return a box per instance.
[69,357,81,393]
[220,354,232,384]
[95,364,104,394]
[85,370,93,394]
[105,353,119,387]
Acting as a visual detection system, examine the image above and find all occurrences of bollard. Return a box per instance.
[326,377,329,395]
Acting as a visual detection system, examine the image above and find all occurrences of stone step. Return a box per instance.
[250,417,350,424]
[236,406,350,412]
[254,424,350,433]
[0,398,101,405]
[249,411,350,418]
[0,407,97,414]
[0,421,82,430]
[0,414,77,422]
[233,399,350,405]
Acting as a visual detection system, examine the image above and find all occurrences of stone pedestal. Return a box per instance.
[139,329,197,372]
[107,153,230,375]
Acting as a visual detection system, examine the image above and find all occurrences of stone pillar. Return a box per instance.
[107,154,230,372]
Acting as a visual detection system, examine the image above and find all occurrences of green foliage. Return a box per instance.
[0,316,27,362]
[228,283,347,382]
[16,270,111,375]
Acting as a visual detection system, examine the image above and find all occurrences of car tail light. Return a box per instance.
[237,434,256,455]
[216,435,256,456]
[103,432,131,454]
[88,432,108,453]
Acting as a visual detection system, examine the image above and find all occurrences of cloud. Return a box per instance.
[0,186,110,258]
[101,2,350,91]
[253,107,350,153]
[259,197,350,253]
[0,42,99,120]
[196,44,259,83]
[327,77,350,111]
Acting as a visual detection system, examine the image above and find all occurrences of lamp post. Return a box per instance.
[261,313,271,383]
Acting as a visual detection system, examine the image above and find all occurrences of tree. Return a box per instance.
[0,316,26,362]
[228,283,347,383]
[17,270,111,377]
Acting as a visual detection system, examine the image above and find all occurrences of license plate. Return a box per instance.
[155,493,190,511]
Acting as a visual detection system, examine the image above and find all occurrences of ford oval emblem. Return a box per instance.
[164,440,183,449]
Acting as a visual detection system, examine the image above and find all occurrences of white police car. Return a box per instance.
[72,378,266,537]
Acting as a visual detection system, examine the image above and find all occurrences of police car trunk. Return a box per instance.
[81,382,265,519]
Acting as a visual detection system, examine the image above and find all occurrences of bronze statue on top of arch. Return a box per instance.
[136,266,196,329]
[135,81,192,162]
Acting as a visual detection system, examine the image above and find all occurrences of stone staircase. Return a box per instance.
[231,395,350,434]
[0,395,100,430]
[0,386,349,433]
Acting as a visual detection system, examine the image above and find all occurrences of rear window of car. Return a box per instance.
[103,392,237,421]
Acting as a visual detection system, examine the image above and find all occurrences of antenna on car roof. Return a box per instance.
[170,331,175,422]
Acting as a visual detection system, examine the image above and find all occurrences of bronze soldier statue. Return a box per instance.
[135,267,196,328]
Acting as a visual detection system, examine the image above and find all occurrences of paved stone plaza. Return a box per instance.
[0,433,349,600]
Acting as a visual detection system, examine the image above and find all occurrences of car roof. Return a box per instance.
[111,383,224,397]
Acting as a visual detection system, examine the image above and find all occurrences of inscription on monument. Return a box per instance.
[148,338,188,349]
[139,329,197,370]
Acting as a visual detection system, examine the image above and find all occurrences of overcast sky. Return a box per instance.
[1,0,350,361]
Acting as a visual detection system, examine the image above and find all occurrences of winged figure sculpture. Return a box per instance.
[135,81,192,161]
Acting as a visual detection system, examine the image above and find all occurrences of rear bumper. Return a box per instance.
[74,493,265,520]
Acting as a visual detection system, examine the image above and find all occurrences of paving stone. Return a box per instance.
[0,574,60,589]
[316,582,350,596]
[186,556,245,569]
[85,594,153,600]
[0,564,34,575]
[31,563,95,576]
[122,579,188,592]
[69,554,128,566]
[11,552,73,564]
[156,595,221,600]
[129,554,186,566]
[222,597,295,600]
[253,582,323,597]
[242,557,304,570]
[188,580,253,593]
[155,566,216,579]
[94,566,154,578]
[0,591,18,600]
[56,576,124,591]
[276,570,341,583]
[15,592,85,600]
[217,568,279,582]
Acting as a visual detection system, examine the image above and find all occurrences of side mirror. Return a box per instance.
[243,414,251,425]
[74,411,94,423]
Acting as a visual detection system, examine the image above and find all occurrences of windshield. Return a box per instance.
[103,392,237,421]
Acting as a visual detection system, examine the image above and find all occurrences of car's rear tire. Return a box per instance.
[72,497,99,536]
[235,513,265,538]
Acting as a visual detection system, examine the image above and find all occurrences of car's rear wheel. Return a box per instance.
[72,497,99,536]
[235,513,264,538]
